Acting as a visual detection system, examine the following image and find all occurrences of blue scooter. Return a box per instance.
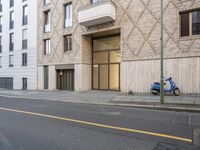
[151,77,180,96]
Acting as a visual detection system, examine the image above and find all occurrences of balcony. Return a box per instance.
[78,0,116,27]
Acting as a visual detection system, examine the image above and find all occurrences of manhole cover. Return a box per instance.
[193,128,200,147]
[153,143,186,150]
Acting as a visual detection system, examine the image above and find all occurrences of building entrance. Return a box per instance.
[92,35,120,91]
[56,69,74,91]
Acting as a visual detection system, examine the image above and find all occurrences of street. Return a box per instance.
[0,96,199,150]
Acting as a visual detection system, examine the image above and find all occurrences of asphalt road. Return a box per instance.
[0,96,199,150]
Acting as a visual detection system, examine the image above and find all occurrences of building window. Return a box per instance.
[44,0,51,5]
[180,10,200,37]
[64,3,72,28]
[10,11,14,29]
[22,53,27,66]
[43,66,49,89]
[9,55,13,67]
[0,0,2,12]
[91,0,102,4]
[10,0,14,8]
[22,5,28,25]
[9,33,14,51]
[44,10,50,32]
[192,11,200,35]
[22,29,27,49]
[22,78,27,90]
[64,35,72,52]
[0,56,2,67]
[0,16,2,32]
[44,39,50,55]
[0,36,2,53]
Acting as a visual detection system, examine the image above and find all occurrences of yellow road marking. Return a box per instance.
[0,107,192,143]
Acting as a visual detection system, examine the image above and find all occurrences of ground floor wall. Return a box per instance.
[38,64,91,91]
[0,51,37,90]
[38,57,200,94]
[0,68,37,90]
[121,57,200,94]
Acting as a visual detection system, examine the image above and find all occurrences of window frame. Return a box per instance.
[22,78,27,90]
[9,55,14,67]
[44,0,51,5]
[9,33,14,51]
[180,9,200,37]
[22,5,28,25]
[22,29,28,49]
[22,53,27,66]
[0,56,2,68]
[10,0,14,8]
[9,10,14,29]
[44,39,51,55]
[64,2,72,28]
[64,34,72,52]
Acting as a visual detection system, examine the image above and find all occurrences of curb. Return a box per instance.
[0,94,200,112]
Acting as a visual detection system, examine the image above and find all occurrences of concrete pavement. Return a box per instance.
[0,90,200,112]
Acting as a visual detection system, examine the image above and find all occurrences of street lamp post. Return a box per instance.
[160,0,164,104]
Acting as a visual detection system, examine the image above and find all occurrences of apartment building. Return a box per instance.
[37,0,200,94]
[0,0,37,89]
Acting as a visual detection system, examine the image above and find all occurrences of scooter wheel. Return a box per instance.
[151,89,159,95]
[173,88,180,96]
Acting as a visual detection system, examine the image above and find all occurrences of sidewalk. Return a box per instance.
[0,90,200,112]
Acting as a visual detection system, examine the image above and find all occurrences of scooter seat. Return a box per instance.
[154,82,160,85]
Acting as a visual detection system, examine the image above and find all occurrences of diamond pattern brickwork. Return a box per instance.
[38,0,200,65]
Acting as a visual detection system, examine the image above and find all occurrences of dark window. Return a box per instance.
[9,55,13,67]
[44,10,50,32]
[44,39,50,55]
[0,36,2,53]
[22,53,27,66]
[180,13,189,37]
[10,0,14,8]
[0,16,2,32]
[64,35,72,52]
[0,56,2,67]
[192,10,200,35]
[0,2,2,12]
[22,5,28,25]
[9,33,14,51]
[22,78,27,90]
[44,66,49,89]
[10,11,14,29]
[22,29,27,49]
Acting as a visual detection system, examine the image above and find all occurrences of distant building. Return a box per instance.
[0,0,37,90]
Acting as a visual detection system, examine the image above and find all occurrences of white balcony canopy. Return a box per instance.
[78,1,116,27]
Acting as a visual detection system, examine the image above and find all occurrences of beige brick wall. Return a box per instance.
[38,0,200,64]
[37,0,200,93]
